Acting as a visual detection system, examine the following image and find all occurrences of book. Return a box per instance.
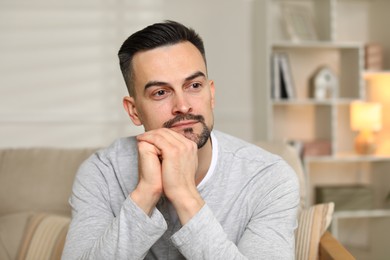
[278,52,295,99]
[271,52,295,99]
[365,43,383,71]
[271,52,281,99]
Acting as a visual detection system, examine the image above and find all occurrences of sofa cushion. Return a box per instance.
[17,213,70,260]
[295,202,335,260]
[0,148,98,216]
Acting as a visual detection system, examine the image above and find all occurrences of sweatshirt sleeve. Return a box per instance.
[171,204,248,259]
[171,160,299,259]
[62,156,167,260]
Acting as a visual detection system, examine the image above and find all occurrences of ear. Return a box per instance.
[209,80,216,109]
[123,96,143,126]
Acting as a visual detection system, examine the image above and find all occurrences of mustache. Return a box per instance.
[163,114,205,129]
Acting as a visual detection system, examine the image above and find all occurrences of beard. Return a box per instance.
[163,114,212,149]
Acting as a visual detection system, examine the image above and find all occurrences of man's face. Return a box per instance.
[123,41,215,148]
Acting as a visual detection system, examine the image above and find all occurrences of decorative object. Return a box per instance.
[365,43,383,71]
[282,3,318,42]
[350,101,382,155]
[303,140,332,157]
[310,66,338,100]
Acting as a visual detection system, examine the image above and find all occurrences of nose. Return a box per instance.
[172,92,192,115]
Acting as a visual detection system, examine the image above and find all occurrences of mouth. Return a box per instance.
[163,114,205,129]
[170,120,198,129]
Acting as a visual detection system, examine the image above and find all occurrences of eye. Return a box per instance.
[187,82,202,92]
[155,90,166,96]
[150,88,171,100]
[191,82,201,89]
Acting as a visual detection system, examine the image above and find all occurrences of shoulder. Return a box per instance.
[96,136,138,160]
[213,130,280,165]
[211,131,299,208]
[213,130,298,185]
[76,136,138,179]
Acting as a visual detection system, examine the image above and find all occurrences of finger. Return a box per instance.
[137,129,197,158]
[137,128,190,150]
[137,140,161,156]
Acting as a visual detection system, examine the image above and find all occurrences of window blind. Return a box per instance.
[0,0,163,146]
[0,0,163,123]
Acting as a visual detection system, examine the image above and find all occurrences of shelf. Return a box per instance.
[271,98,357,106]
[272,99,333,105]
[305,154,390,163]
[272,41,363,49]
[333,209,390,219]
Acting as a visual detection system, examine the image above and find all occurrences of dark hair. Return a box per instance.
[118,20,206,97]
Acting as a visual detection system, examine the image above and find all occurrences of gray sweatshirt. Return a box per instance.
[62,130,299,259]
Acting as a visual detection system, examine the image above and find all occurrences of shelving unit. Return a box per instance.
[332,209,390,259]
[332,209,390,238]
[261,0,390,258]
[304,155,390,205]
[269,40,364,154]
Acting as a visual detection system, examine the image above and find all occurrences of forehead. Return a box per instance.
[131,41,207,86]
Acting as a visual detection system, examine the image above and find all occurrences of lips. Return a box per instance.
[171,120,198,129]
[163,114,205,129]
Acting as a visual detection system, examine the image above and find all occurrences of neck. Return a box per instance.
[195,136,213,186]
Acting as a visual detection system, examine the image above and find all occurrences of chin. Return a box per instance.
[183,127,210,149]
[183,127,196,137]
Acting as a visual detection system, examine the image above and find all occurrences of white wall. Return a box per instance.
[0,0,259,148]
[161,0,255,142]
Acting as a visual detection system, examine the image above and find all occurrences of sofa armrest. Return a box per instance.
[319,231,355,260]
[17,213,70,260]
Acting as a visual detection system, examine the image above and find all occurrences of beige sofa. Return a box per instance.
[0,148,97,260]
[0,143,354,260]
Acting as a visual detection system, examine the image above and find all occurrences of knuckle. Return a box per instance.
[170,145,180,155]
[137,141,147,150]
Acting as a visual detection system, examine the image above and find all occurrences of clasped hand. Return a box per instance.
[131,128,204,224]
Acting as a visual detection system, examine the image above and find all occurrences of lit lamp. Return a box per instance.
[350,101,382,155]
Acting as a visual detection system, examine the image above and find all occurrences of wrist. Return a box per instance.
[130,184,162,216]
[169,190,205,224]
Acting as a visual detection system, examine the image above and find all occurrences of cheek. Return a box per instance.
[202,94,214,111]
[140,103,172,129]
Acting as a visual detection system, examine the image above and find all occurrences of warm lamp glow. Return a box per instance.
[350,101,382,154]
[350,101,382,131]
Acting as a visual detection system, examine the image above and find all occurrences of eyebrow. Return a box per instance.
[144,80,168,90]
[143,71,207,91]
[184,71,206,82]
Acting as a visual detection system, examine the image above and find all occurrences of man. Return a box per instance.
[62,20,299,259]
